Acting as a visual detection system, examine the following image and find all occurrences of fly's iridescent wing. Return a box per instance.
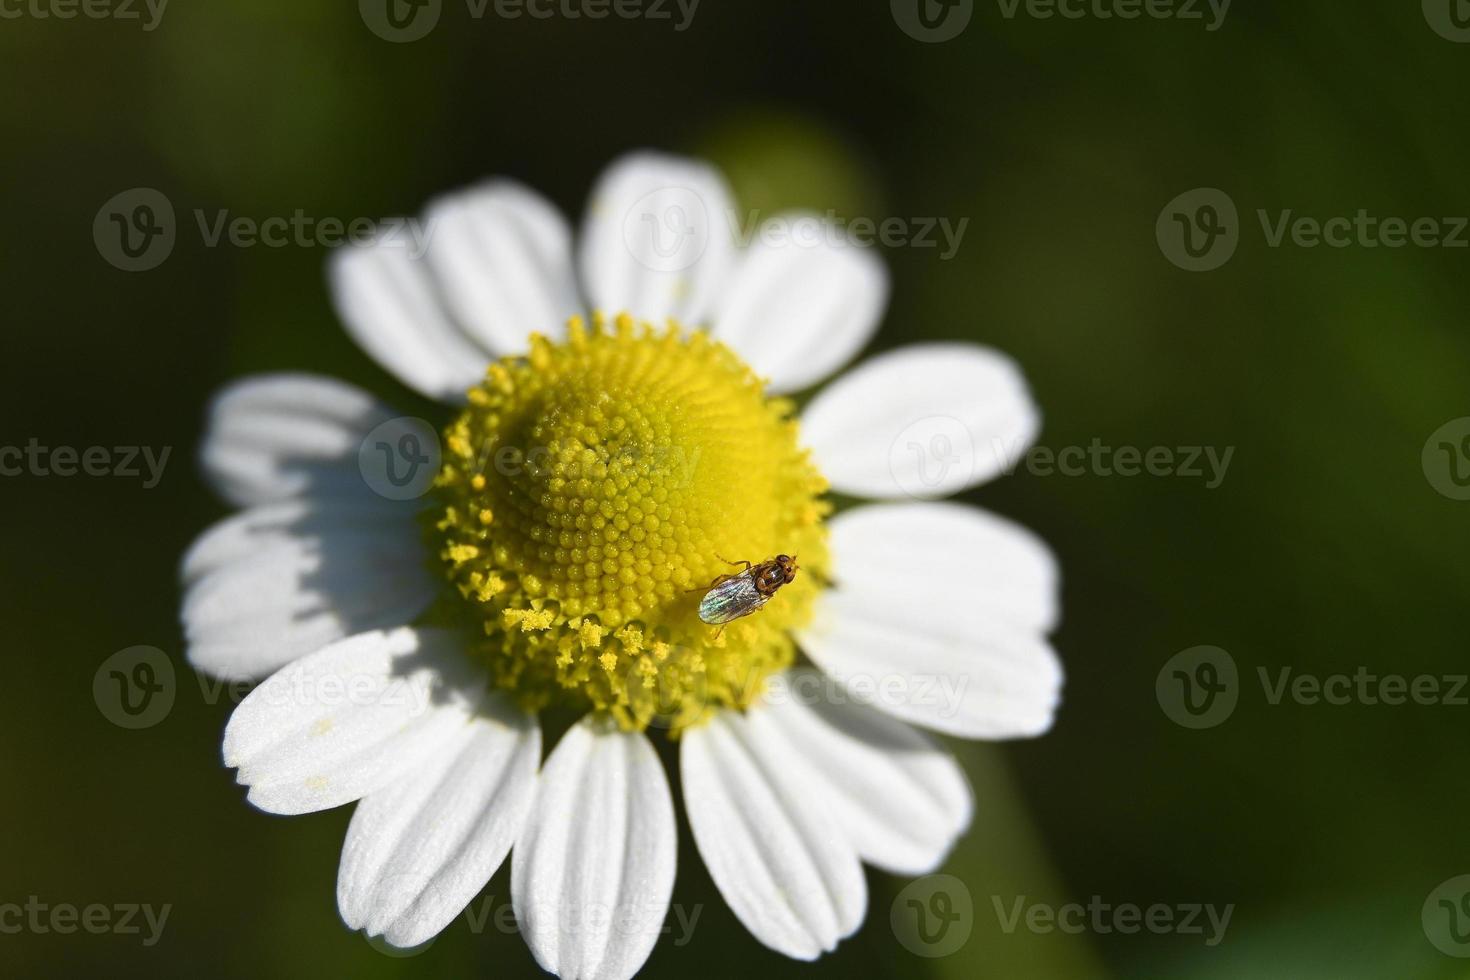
[698,570,769,625]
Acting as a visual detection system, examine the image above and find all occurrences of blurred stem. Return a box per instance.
[934,742,1110,980]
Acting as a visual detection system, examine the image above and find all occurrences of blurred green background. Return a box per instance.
[4,0,1470,977]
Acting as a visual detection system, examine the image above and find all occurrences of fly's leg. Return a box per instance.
[687,555,751,593]
[685,572,735,594]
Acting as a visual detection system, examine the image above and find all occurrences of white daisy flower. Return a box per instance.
[183,150,1062,975]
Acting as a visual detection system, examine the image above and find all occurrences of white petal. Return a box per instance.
[200,373,401,508]
[422,179,584,356]
[330,235,490,402]
[180,496,402,584]
[710,214,888,394]
[681,709,866,960]
[512,718,675,980]
[757,672,972,875]
[800,613,1062,739]
[577,151,736,326]
[801,343,1041,499]
[223,628,485,815]
[825,501,1058,635]
[338,694,540,949]
[180,499,436,680]
[797,503,1063,739]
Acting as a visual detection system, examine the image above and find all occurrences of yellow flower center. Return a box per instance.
[434,313,829,733]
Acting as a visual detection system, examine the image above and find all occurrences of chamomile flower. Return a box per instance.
[183,151,1062,975]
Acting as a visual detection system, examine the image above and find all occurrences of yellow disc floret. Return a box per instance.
[434,313,829,733]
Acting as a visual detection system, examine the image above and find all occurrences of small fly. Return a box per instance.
[693,554,799,629]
